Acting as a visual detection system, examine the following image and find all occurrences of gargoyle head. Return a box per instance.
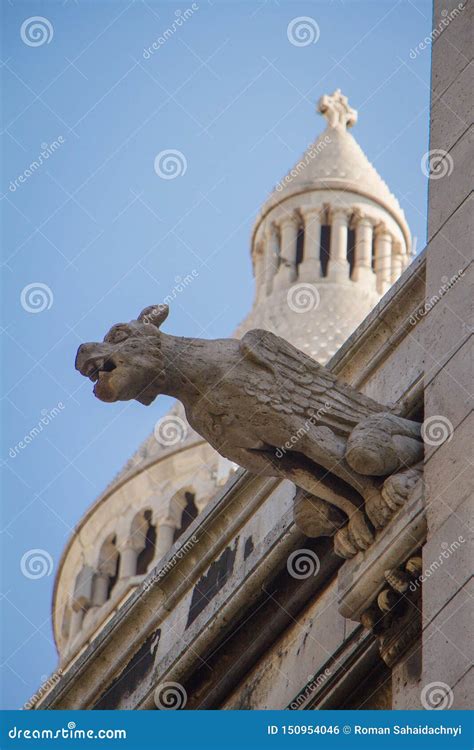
[75,305,169,405]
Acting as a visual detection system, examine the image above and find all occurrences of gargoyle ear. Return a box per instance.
[137,304,169,328]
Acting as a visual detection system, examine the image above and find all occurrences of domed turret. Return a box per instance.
[239,90,411,361]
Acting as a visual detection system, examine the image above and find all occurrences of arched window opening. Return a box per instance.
[320,224,331,277]
[173,492,199,543]
[347,226,356,277]
[136,510,157,575]
[295,223,304,268]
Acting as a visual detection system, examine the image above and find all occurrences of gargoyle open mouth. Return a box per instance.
[83,357,117,384]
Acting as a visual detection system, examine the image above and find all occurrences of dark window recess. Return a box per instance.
[295,225,304,266]
[173,492,199,543]
[107,554,120,599]
[347,228,356,277]
[136,510,157,575]
[186,540,238,628]
[320,224,331,277]
[371,235,376,269]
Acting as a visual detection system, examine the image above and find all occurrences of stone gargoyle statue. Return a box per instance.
[75,304,424,559]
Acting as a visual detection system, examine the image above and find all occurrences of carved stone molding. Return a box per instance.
[338,483,425,668]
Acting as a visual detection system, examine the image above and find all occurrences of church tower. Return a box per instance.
[52,91,412,663]
[238,90,411,362]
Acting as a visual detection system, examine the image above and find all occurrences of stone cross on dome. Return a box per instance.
[318,89,358,130]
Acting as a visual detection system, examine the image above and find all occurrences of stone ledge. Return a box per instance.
[338,482,426,620]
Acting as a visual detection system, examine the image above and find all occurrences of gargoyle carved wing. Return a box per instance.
[240,329,384,436]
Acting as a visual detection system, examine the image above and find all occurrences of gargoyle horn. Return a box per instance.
[137,304,169,329]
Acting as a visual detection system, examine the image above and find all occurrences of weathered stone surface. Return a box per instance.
[430,63,473,154]
[431,1,472,99]
[428,126,473,240]
[424,413,474,533]
[424,342,473,444]
[422,581,474,695]
[422,496,472,626]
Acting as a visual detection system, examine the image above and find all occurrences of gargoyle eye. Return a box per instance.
[105,327,129,344]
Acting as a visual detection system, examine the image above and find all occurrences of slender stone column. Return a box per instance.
[264,222,279,295]
[299,207,322,281]
[273,214,299,288]
[374,224,393,294]
[391,251,404,284]
[119,546,139,580]
[155,521,176,560]
[92,572,109,606]
[327,208,350,280]
[353,215,376,287]
[253,243,265,304]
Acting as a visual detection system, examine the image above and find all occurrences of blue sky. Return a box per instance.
[1,0,432,709]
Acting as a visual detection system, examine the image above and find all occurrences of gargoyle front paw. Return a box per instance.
[334,526,358,559]
[381,466,423,511]
[365,487,392,530]
[347,510,374,551]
